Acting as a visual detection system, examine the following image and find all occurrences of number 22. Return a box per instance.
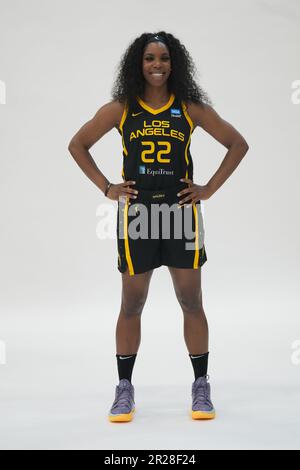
[141,141,171,163]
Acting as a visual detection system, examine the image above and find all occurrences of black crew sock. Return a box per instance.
[116,354,137,383]
[189,352,209,380]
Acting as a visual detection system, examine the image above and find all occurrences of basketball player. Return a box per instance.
[68,32,249,423]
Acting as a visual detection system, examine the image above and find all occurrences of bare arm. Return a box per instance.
[188,103,249,197]
[68,100,123,194]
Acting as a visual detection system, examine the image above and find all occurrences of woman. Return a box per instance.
[68,32,249,423]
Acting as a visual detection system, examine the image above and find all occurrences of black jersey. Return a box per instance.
[116,93,195,190]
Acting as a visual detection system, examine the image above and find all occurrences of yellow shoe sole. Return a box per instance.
[108,408,135,423]
[191,409,216,420]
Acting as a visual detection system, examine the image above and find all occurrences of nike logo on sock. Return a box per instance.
[190,354,206,359]
[119,355,134,360]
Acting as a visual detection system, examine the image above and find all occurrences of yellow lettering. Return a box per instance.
[141,141,155,163]
[157,141,171,163]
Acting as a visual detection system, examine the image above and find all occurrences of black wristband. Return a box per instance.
[104,182,112,197]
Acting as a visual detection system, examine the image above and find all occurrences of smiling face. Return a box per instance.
[142,41,172,87]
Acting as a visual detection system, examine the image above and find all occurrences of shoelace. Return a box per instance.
[112,385,133,410]
[193,383,212,407]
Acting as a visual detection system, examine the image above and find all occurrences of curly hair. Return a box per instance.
[111,31,213,110]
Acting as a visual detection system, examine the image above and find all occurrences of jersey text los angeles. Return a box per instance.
[116,93,195,190]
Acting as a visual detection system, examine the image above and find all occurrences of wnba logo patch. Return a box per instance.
[170,108,181,118]
[139,165,146,174]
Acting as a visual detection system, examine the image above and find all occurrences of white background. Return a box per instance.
[0,0,299,450]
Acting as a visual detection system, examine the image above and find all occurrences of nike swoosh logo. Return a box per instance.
[190,354,206,359]
[132,112,143,117]
[119,355,134,360]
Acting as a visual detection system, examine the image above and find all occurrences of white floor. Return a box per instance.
[1,370,299,450]
[1,285,300,450]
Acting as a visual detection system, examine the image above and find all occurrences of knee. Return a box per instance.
[176,290,203,314]
[121,293,147,317]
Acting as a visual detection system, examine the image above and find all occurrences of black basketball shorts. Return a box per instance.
[117,182,207,276]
